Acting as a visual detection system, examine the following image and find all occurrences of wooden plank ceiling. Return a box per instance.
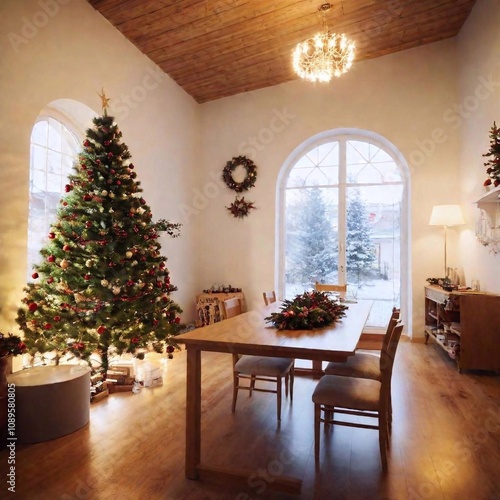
[87,0,477,104]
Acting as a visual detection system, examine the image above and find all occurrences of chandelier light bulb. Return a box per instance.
[292,3,355,83]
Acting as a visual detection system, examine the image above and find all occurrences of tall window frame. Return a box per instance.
[276,128,411,332]
[27,109,82,278]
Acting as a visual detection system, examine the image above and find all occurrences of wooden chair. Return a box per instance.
[324,308,400,430]
[312,323,404,471]
[324,308,400,379]
[262,290,277,306]
[222,297,242,319]
[225,299,294,421]
[314,281,348,299]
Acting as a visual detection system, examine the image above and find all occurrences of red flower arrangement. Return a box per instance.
[0,333,27,358]
[265,290,348,330]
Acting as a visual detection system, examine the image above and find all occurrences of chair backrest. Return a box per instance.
[379,322,403,411]
[380,308,401,353]
[380,322,403,379]
[314,282,347,298]
[223,297,242,319]
[263,291,277,306]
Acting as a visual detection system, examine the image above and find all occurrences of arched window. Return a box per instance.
[277,129,410,329]
[28,115,80,277]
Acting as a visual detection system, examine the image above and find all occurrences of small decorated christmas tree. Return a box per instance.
[483,121,500,187]
[16,92,183,372]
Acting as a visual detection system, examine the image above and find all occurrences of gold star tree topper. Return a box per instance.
[98,88,110,115]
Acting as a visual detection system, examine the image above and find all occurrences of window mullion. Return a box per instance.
[338,140,347,284]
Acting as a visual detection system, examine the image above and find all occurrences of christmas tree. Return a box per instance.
[346,188,376,285]
[287,187,338,286]
[16,93,183,373]
[483,121,500,187]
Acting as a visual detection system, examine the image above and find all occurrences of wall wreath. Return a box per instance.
[222,155,257,192]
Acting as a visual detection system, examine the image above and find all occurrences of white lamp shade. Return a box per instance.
[429,205,465,227]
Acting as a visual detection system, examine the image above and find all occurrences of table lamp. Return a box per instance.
[429,204,465,279]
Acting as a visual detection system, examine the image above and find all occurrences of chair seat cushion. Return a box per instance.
[235,356,294,377]
[312,375,381,411]
[324,352,381,380]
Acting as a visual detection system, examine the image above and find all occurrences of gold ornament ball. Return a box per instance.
[60,259,70,269]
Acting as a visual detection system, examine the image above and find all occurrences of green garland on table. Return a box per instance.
[265,290,348,330]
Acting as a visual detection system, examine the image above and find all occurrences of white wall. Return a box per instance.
[199,39,462,337]
[457,0,500,294]
[0,0,200,334]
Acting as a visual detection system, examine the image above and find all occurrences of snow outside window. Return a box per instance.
[281,135,406,328]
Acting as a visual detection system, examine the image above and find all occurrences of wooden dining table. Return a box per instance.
[176,299,373,493]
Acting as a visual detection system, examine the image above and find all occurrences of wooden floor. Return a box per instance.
[1,338,500,499]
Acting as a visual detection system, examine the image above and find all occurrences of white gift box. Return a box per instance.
[135,360,162,387]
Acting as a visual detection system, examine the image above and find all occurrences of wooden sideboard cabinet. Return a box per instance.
[424,285,500,372]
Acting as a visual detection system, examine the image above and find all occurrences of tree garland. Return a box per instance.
[222,156,257,192]
[265,290,348,330]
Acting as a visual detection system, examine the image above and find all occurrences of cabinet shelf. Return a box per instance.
[424,285,500,372]
[475,185,500,203]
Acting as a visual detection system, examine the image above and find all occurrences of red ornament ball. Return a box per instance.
[47,277,54,284]
[65,184,72,192]
[84,274,91,280]
[32,272,39,279]
[166,345,175,354]
[48,232,56,239]
[129,163,135,169]
[97,325,106,335]
[47,255,55,263]
[44,323,52,330]
[63,245,71,252]
[28,302,38,312]
[53,315,61,322]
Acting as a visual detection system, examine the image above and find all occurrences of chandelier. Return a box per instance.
[292,3,355,83]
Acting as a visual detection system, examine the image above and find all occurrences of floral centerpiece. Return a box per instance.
[0,333,27,358]
[265,290,348,330]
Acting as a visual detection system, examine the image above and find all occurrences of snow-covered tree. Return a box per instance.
[346,188,376,287]
[287,188,338,287]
